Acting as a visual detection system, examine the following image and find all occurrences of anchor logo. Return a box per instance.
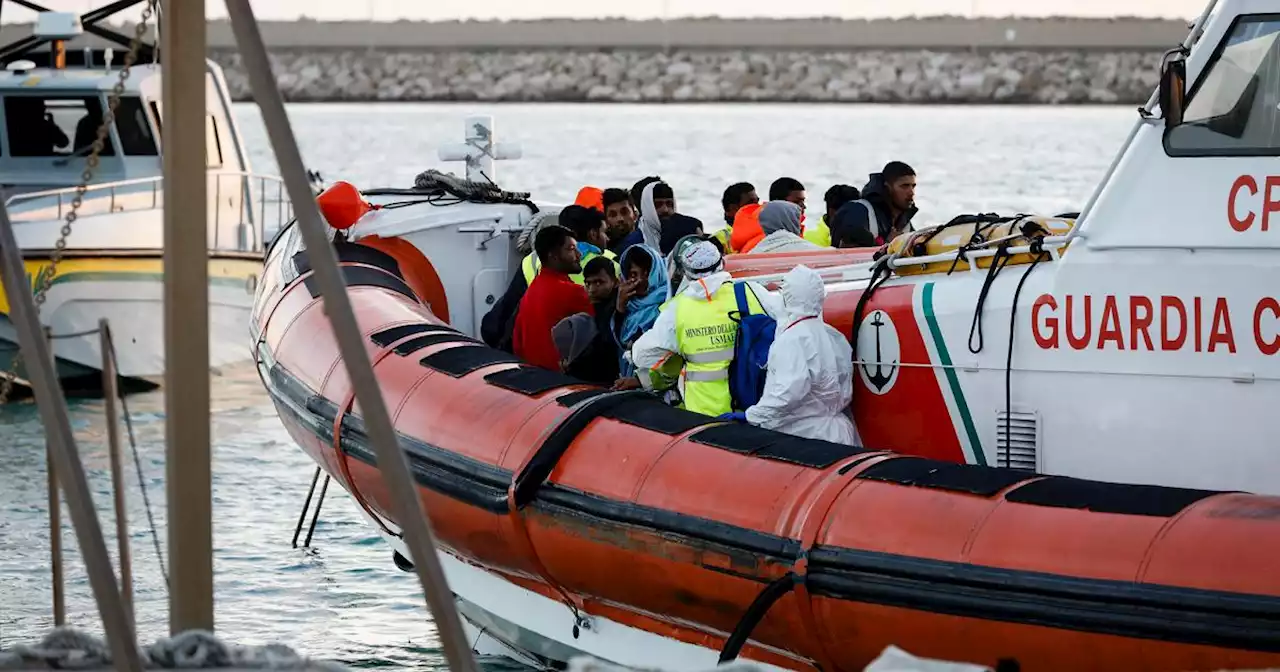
[857,309,901,395]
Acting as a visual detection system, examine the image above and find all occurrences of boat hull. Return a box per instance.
[0,252,260,390]
[253,229,1280,671]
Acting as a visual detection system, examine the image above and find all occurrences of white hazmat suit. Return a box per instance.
[745,265,861,445]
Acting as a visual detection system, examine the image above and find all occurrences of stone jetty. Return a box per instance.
[209,48,1163,105]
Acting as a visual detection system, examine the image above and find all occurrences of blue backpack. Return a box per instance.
[728,281,776,411]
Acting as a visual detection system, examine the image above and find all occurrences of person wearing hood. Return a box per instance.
[748,201,823,254]
[719,265,860,445]
[830,161,918,248]
[611,244,669,381]
[628,240,783,416]
[615,176,664,257]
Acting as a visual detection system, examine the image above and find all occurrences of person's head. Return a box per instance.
[769,177,806,214]
[759,200,803,236]
[721,182,759,226]
[652,182,676,219]
[679,240,724,282]
[824,184,861,222]
[882,161,917,213]
[602,188,636,243]
[781,265,825,320]
[621,246,655,296]
[559,204,608,251]
[630,176,662,210]
[583,255,618,303]
[534,225,582,274]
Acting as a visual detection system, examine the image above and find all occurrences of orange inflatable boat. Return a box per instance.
[253,223,1280,671]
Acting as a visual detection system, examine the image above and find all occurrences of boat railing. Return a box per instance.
[3,171,296,235]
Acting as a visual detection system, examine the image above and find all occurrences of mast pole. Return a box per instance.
[161,0,213,634]
[223,3,479,670]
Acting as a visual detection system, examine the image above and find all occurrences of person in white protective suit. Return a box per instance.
[741,265,861,445]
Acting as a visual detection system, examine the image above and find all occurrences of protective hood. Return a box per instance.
[759,201,803,236]
[616,244,670,359]
[638,181,663,250]
[780,265,825,321]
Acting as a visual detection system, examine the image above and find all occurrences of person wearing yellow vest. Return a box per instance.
[521,205,619,286]
[805,184,861,248]
[629,240,783,417]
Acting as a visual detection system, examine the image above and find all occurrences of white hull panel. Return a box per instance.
[0,276,252,379]
[378,533,795,672]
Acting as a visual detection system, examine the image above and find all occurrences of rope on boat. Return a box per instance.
[0,627,349,669]
[105,330,169,588]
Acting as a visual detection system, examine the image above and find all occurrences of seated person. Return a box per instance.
[749,201,823,254]
[612,243,669,380]
[603,187,638,255]
[561,256,623,384]
[724,265,860,445]
[512,225,593,371]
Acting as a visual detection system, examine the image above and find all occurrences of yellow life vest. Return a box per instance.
[523,249,619,286]
[803,215,832,247]
[672,281,762,417]
[711,227,735,254]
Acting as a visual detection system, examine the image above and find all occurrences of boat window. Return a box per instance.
[116,96,158,156]
[205,115,223,168]
[3,94,115,157]
[1166,15,1280,156]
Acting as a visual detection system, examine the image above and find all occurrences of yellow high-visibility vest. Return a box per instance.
[672,281,762,416]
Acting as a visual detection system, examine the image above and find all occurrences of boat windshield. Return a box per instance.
[1166,16,1280,155]
[0,93,157,158]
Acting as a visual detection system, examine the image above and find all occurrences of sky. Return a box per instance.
[29,0,1210,22]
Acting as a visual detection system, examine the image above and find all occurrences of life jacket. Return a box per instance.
[672,280,763,417]
[710,227,734,255]
[851,199,888,245]
[802,214,832,247]
[729,204,764,254]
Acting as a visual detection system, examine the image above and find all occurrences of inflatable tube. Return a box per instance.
[253,228,1280,671]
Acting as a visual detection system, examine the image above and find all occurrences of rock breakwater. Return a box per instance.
[209,49,1162,104]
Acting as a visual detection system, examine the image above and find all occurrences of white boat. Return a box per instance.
[0,3,292,394]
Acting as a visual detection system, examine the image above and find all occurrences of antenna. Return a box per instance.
[437,115,522,185]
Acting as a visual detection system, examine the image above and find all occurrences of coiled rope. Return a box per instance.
[0,627,349,670]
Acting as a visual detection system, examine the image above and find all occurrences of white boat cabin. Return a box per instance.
[0,8,286,254]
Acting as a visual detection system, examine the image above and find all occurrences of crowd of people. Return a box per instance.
[480,162,918,446]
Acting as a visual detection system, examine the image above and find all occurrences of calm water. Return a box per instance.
[0,103,1135,668]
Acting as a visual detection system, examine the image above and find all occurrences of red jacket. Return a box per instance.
[513,268,594,371]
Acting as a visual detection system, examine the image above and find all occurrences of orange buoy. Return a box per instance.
[575,186,604,213]
[317,180,372,230]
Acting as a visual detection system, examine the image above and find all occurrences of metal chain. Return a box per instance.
[0,1,158,405]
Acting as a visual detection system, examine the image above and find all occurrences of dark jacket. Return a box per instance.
[613,228,644,259]
[480,270,528,351]
[565,294,621,384]
[830,173,918,248]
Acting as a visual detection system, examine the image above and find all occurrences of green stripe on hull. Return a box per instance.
[922,282,987,466]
